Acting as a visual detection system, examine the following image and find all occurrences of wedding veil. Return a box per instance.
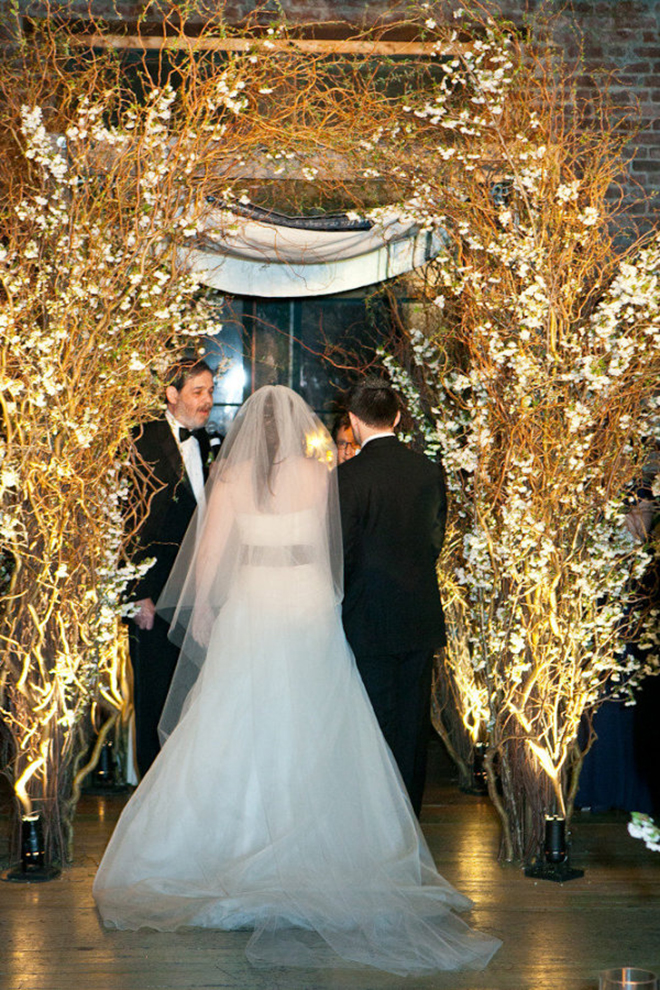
[156,384,342,739]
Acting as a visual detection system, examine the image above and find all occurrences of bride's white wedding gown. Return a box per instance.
[94,505,501,975]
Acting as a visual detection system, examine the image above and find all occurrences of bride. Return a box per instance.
[93,385,501,975]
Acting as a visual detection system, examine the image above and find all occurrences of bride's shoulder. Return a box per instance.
[221,460,251,485]
[209,460,253,507]
[296,454,332,485]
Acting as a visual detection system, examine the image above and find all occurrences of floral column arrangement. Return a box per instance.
[0,38,233,864]
[375,7,660,863]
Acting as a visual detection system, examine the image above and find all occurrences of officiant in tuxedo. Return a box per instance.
[127,358,215,777]
[338,378,447,816]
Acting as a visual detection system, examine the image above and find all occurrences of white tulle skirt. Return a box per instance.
[93,566,501,975]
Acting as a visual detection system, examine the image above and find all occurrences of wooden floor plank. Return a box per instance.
[1,744,659,990]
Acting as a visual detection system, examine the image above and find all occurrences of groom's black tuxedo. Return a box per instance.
[338,436,447,814]
[128,419,213,776]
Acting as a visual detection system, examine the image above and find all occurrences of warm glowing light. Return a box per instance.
[305,430,335,468]
[15,758,45,816]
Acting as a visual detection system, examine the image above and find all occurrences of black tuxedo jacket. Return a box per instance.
[129,419,212,604]
[338,436,447,656]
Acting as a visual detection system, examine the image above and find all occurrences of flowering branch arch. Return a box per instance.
[1,2,658,867]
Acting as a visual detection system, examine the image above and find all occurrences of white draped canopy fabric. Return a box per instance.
[180,207,445,297]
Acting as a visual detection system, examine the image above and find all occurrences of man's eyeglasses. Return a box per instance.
[337,441,359,452]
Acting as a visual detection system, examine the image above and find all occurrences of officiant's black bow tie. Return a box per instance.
[179,427,204,443]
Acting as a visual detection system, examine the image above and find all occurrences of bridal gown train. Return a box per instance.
[94,510,500,975]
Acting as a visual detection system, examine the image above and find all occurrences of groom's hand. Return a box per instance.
[134,598,156,631]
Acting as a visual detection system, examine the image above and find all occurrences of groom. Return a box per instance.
[127,358,215,777]
[337,378,447,816]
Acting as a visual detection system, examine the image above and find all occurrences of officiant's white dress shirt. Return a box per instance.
[165,409,206,510]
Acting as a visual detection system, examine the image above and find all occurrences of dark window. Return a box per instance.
[202,289,393,436]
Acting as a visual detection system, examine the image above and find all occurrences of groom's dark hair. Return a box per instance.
[345,377,399,428]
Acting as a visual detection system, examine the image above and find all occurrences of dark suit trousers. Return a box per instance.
[354,649,434,817]
[128,615,180,778]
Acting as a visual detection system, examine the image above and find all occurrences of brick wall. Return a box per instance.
[7,0,660,224]
[542,0,660,227]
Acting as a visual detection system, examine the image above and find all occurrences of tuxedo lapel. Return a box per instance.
[158,421,196,498]
[162,425,184,478]
[198,432,213,480]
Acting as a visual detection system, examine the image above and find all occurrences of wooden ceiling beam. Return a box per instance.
[67,34,467,57]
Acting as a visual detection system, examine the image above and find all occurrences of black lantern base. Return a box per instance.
[524,859,584,882]
[460,743,489,795]
[1,862,61,883]
[82,739,131,795]
[460,778,489,796]
[0,812,61,883]
[524,815,584,882]
[82,781,131,796]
